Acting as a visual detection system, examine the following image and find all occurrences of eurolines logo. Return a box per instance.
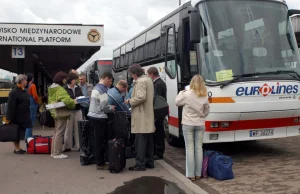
[236,83,298,97]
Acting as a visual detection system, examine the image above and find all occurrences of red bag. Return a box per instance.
[27,136,52,154]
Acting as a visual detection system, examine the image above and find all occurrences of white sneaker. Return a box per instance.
[53,154,68,159]
[50,154,54,158]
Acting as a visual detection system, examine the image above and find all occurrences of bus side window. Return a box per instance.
[165,26,177,79]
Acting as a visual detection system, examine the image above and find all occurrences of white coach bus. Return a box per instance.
[112,0,300,146]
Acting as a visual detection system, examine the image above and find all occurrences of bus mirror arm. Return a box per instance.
[288,9,300,17]
[188,8,200,44]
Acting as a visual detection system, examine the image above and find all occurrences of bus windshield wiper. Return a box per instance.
[220,73,257,89]
[220,70,300,89]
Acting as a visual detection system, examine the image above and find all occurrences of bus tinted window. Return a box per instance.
[125,40,134,66]
[113,49,120,57]
[113,49,120,69]
[146,24,161,59]
[120,46,126,67]
[134,34,146,62]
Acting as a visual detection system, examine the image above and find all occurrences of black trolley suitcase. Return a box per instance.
[108,138,126,173]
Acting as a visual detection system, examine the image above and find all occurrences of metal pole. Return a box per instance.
[179,0,181,6]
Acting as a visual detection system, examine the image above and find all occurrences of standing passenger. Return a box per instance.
[88,72,115,170]
[63,73,83,152]
[25,73,39,141]
[48,72,75,159]
[175,75,210,181]
[125,64,155,171]
[6,74,31,154]
[147,67,167,160]
[78,73,93,120]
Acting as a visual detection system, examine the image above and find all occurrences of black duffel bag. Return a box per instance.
[78,120,95,166]
[0,123,20,142]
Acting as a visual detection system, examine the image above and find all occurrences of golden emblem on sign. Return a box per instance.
[87,29,101,43]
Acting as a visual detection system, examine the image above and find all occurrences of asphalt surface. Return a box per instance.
[164,136,300,194]
[0,127,198,194]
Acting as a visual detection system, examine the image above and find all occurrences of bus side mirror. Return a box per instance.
[288,9,300,17]
[188,8,200,43]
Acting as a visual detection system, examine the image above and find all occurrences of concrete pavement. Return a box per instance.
[0,127,205,194]
[164,137,300,194]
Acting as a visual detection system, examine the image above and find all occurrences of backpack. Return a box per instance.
[206,150,234,181]
[39,110,55,128]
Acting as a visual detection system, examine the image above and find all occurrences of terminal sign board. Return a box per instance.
[0,23,104,46]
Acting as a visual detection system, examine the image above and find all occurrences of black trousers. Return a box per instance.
[89,117,108,166]
[154,118,165,158]
[135,133,154,168]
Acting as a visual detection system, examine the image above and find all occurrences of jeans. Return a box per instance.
[182,125,205,178]
[25,106,38,140]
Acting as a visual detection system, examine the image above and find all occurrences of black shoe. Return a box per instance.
[146,164,155,169]
[154,155,163,160]
[128,165,146,171]
[14,150,25,155]
[63,148,71,152]
[20,149,26,153]
[96,164,109,170]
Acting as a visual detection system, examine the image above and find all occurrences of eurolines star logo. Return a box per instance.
[259,83,273,97]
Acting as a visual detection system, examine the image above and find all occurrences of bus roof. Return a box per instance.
[77,56,112,72]
[191,0,287,7]
[113,1,191,52]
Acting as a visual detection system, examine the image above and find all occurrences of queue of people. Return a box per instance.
[5,64,210,180]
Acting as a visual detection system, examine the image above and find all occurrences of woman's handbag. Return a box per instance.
[52,90,72,118]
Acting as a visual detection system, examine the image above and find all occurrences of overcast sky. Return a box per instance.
[0,0,299,67]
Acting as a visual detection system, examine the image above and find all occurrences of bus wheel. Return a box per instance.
[164,118,184,147]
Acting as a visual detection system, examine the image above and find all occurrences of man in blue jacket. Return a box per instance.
[107,80,130,116]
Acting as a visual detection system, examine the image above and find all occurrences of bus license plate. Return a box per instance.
[250,129,274,137]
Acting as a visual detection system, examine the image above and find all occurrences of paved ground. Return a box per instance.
[164,137,300,194]
[0,127,201,194]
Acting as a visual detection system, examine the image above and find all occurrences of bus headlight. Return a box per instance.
[220,122,230,128]
[210,122,219,128]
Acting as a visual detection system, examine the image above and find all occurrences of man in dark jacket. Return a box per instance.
[147,67,167,160]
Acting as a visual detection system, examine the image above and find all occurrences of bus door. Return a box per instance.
[163,23,181,140]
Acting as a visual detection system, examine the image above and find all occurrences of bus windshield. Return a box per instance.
[197,0,300,83]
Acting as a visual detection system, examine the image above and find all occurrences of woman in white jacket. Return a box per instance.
[175,74,210,181]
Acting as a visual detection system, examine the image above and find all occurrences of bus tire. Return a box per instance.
[164,118,184,147]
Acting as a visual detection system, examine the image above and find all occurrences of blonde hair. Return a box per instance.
[189,74,207,97]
